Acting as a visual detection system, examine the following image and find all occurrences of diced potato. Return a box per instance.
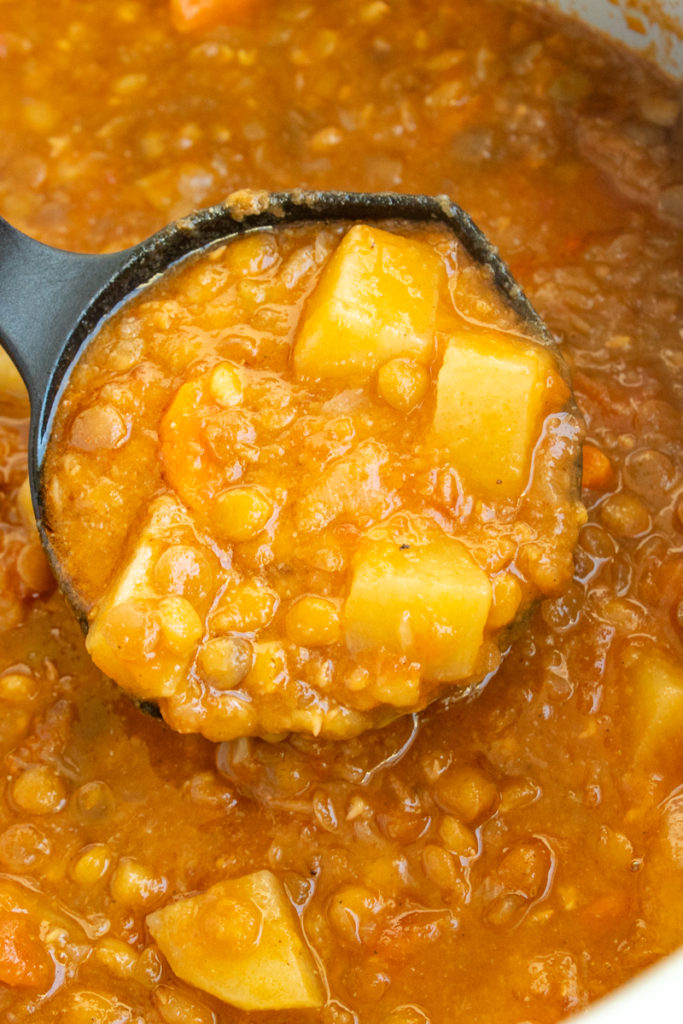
[344,517,491,683]
[630,646,683,764]
[17,476,37,533]
[294,224,444,380]
[86,497,220,700]
[146,871,324,1011]
[0,348,28,400]
[431,331,567,499]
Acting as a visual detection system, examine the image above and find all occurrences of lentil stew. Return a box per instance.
[43,214,583,742]
[0,0,682,1021]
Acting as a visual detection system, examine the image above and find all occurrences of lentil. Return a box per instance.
[10,766,67,815]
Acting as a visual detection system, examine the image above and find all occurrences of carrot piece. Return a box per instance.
[0,912,53,989]
[160,380,217,510]
[170,0,257,33]
[581,443,615,492]
[159,375,244,510]
[655,557,683,609]
[583,892,628,923]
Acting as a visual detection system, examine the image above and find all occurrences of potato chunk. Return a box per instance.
[0,349,27,400]
[146,871,324,1011]
[344,516,491,682]
[86,497,220,700]
[431,331,567,499]
[294,224,444,380]
[630,646,683,764]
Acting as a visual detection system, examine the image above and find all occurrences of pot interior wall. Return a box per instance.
[540,0,683,77]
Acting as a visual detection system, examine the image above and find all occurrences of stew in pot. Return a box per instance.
[0,0,681,1021]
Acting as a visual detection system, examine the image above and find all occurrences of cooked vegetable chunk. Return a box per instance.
[294,224,444,379]
[0,349,27,400]
[630,646,683,764]
[160,363,246,512]
[344,517,492,684]
[431,331,567,499]
[171,0,257,33]
[146,871,324,1010]
[86,497,219,700]
[0,911,53,989]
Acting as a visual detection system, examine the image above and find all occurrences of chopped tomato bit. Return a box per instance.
[0,911,53,989]
[581,443,615,492]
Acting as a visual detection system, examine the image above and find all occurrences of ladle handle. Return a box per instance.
[0,216,130,403]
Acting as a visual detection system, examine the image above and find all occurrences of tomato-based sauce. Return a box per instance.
[0,1,681,1021]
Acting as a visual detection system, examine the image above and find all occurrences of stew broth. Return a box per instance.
[0,0,682,1021]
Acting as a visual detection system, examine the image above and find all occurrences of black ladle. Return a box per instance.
[0,189,559,617]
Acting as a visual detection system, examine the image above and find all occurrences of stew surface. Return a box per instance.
[0,1,682,1022]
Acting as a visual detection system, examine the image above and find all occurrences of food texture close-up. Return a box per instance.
[0,1,682,1023]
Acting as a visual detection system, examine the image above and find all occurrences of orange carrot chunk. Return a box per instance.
[171,0,257,32]
[581,443,615,492]
[160,376,237,510]
[0,912,53,989]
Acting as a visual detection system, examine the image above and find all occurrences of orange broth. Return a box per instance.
[0,0,681,1021]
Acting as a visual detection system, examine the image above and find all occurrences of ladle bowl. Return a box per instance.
[0,188,561,620]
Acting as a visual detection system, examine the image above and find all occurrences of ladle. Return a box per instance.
[0,188,557,616]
